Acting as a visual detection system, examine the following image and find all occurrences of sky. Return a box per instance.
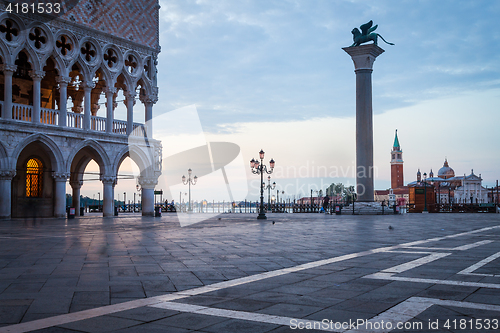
[80,0,500,203]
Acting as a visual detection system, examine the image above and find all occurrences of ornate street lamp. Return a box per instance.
[264,176,276,211]
[250,150,275,220]
[182,168,197,213]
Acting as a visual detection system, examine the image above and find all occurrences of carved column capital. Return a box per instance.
[52,172,70,181]
[82,81,96,90]
[69,180,83,189]
[1,64,17,73]
[56,76,72,86]
[140,94,158,105]
[0,170,16,180]
[138,176,158,189]
[100,175,117,185]
[103,86,117,95]
[29,70,46,81]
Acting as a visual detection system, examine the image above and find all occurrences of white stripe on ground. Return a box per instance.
[457,250,500,276]
[365,272,500,289]
[1,225,499,333]
[405,240,493,251]
[381,253,451,274]
[344,297,500,333]
[151,301,341,332]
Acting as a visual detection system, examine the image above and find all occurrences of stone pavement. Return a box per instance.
[0,212,499,332]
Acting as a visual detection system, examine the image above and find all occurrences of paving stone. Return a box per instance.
[154,312,229,330]
[201,318,279,333]
[58,315,142,332]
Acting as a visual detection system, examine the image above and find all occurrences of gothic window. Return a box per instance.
[26,158,43,198]
[81,42,96,62]
[0,19,18,42]
[103,48,118,68]
[14,52,32,79]
[56,35,72,56]
[29,28,47,49]
[125,55,137,74]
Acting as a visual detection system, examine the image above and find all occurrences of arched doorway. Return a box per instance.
[11,141,61,218]
[68,141,111,216]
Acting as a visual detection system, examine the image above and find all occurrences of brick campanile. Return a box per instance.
[391,130,404,189]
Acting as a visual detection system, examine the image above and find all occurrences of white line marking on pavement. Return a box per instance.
[344,297,500,333]
[404,240,493,251]
[1,225,499,333]
[365,272,500,289]
[381,253,451,274]
[452,240,494,250]
[150,301,341,332]
[457,250,500,277]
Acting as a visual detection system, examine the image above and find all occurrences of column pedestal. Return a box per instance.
[142,188,155,217]
[70,181,82,216]
[53,173,68,218]
[102,177,116,217]
[0,170,15,219]
[343,44,385,202]
[138,177,158,217]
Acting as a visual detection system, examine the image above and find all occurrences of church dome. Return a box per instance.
[438,159,455,179]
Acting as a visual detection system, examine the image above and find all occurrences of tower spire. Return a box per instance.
[393,129,400,149]
[390,129,404,189]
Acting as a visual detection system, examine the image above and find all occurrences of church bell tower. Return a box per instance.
[391,130,404,189]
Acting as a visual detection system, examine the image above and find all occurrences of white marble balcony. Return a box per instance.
[1,101,147,137]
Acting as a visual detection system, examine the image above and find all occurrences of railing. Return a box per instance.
[12,103,32,122]
[113,119,127,135]
[91,115,106,132]
[3,104,147,137]
[132,123,146,137]
[41,107,59,126]
[67,112,83,129]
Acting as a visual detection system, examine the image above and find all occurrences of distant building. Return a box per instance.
[375,130,408,205]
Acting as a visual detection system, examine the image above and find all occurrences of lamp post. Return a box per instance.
[423,172,428,212]
[250,149,275,220]
[264,176,276,211]
[182,169,197,213]
[98,192,100,211]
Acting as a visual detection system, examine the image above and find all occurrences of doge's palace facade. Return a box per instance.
[0,1,162,218]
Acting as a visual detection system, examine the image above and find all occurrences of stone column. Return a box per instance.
[2,64,16,120]
[53,172,69,218]
[343,44,385,202]
[57,76,71,127]
[30,70,45,124]
[83,81,95,130]
[139,177,157,216]
[125,91,136,135]
[0,170,15,219]
[70,180,82,216]
[102,176,116,217]
[140,94,157,138]
[104,87,116,133]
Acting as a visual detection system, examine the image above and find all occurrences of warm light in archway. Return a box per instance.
[26,158,43,197]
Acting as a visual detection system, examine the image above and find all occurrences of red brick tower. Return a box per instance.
[391,130,404,189]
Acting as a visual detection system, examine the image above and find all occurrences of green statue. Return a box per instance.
[350,20,394,47]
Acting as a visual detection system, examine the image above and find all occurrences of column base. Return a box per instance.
[142,211,154,217]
